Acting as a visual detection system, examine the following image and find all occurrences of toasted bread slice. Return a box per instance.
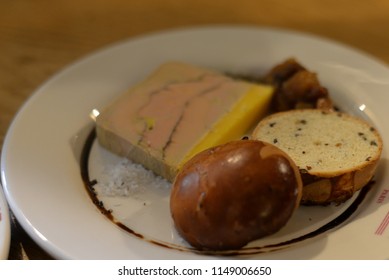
[252,109,383,205]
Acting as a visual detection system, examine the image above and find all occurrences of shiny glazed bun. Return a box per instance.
[170,140,302,251]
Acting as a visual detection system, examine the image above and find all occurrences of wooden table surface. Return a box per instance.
[1,0,389,260]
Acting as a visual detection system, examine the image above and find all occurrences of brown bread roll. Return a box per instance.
[170,140,302,250]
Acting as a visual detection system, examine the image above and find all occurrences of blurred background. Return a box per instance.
[1,0,389,259]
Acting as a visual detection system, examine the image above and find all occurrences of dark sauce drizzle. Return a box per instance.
[81,127,373,256]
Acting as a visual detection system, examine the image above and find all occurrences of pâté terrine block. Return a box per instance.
[96,62,274,181]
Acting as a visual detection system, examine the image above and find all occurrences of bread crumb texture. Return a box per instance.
[253,109,382,176]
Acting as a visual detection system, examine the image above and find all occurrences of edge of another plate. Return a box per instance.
[0,183,11,259]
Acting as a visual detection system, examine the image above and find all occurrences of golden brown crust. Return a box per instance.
[301,159,379,205]
[261,58,333,112]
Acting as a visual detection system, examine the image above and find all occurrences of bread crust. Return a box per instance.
[300,159,378,205]
[252,109,383,205]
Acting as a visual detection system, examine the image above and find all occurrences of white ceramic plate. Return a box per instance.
[0,184,11,259]
[2,26,389,259]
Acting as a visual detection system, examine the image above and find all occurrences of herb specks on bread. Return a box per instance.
[252,109,383,205]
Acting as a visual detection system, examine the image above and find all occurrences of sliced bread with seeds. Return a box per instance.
[252,109,383,205]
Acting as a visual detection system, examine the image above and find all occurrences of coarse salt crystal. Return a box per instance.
[97,158,171,197]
